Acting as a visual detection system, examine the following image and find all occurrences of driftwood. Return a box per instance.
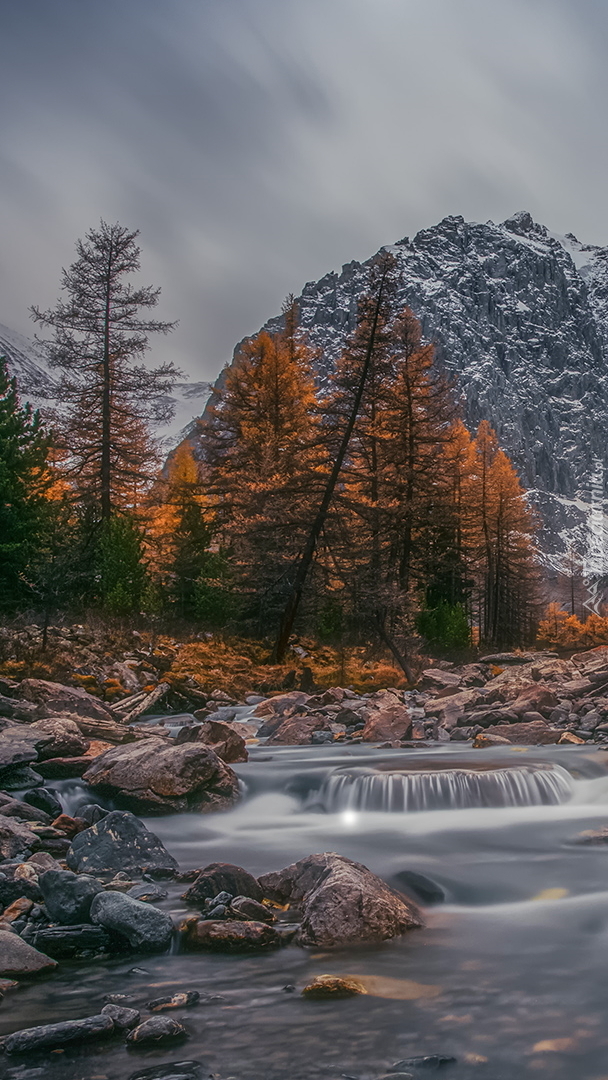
[119,683,171,724]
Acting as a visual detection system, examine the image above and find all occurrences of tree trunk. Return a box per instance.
[100,245,113,521]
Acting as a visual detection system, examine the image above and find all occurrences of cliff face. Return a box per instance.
[255,211,608,564]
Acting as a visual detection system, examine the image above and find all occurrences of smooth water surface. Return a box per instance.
[4,743,608,1080]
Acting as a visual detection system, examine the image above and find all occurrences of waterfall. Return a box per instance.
[317,765,573,812]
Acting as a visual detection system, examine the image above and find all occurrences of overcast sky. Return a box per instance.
[2,0,608,380]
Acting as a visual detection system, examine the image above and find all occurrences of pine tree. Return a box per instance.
[31,221,178,523]
[0,358,49,610]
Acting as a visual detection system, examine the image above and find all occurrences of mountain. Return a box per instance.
[201,211,608,570]
[0,323,211,450]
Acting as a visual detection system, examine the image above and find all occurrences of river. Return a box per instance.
[4,743,608,1080]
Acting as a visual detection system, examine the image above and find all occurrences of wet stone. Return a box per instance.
[389,1056,457,1071]
[101,1002,141,1029]
[126,1016,188,1045]
[21,788,63,819]
[127,882,169,903]
[90,891,174,951]
[28,924,112,958]
[147,991,200,1011]
[127,1063,204,1080]
[2,1012,114,1054]
[38,868,103,924]
[301,975,367,999]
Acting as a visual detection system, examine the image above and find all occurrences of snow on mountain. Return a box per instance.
[190,210,608,570]
[0,322,211,447]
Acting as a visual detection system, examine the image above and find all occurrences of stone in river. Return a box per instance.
[90,891,174,951]
[147,991,200,1011]
[176,719,248,763]
[66,810,178,878]
[2,1012,114,1054]
[29,924,111,958]
[472,732,511,748]
[126,1016,187,1045]
[128,1063,204,1080]
[127,882,169,903]
[477,720,561,745]
[0,816,38,859]
[230,895,276,922]
[0,929,57,976]
[558,731,586,744]
[259,852,423,947]
[361,705,412,743]
[182,862,262,906]
[179,917,283,951]
[19,677,115,722]
[39,868,103,923]
[101,1002,141,1030]
[82,738,240,814]
[389,1056,457,1071]
[22,787,63,819]
[301,975,367,998]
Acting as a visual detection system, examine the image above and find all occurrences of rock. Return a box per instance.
[179,918,283,951]
[253,691,310,718]
[0,765,44,790]
[66,810,178,878]
[183,862,263,906]
[230,895,275,922]
[389,1056,457,1071]
[301,975,367,998]
[478,720,561,745]
[22,787,63,818]
[29,925,111,958]
[511,684,559,716]
[0,876,42,910]
[29,718,90,759]
[424,690,480,729]
[90,891,174,951]
[39,868,103,924]
[361,705,412,743]
[176,719,247,763]
[37,756,97,778]
[82,738,240,813]
[0,730,38,782]
[558,731,586,744]
[126,1016,187,1045]
[419,670,462,690]
[101,1002,141,1030]
[2,897,33,922]
[19,678,115,722]
[0,794,50,823]
[464,707,519,728]
[572,645,608,673]
[266,713,331,745]
[147,992,200,1011]
[127,1064,204,1080]
[3,1012,114,1054]
[258,852,423,947]
[49,813,86,837]
[127,883,169,903]
[73,715,136,743]
[0,816,38,859]
[473,732,512,747]
[0,929,57,975]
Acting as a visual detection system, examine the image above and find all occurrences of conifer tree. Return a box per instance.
[0,358,49,610]
[31,221,178,523]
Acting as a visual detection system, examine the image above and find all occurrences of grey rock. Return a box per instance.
[101,1002,141,1030]
[0,815,38,859]
[126,1016,187,1045]
[0,929,57,975]
[19,677,115,722]
[22,787,63,818]
[29,924,111,957]
[90,891,174,951]
[66,810,178,878]
[127,882,168,903]
[3,1012,114,1053]
[128,1062,203,1080]
[389,1056,457,1071]
[146,991,200,1011]
[39,868,103,924]
[183,862,262,907]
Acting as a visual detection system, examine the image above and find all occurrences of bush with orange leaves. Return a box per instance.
[537,602,608,647]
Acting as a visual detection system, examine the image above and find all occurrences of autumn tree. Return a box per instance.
[31,221,178,523]
[203,298,323,630]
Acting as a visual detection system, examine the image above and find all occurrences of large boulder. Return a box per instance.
[39,869,103,924]
[266,714,331,745]
[2,1013,114,1054]
[424,690,480,729]
[361,705,412,743]
[28,718,90,760]
[19,678,115,722]
[81,738,240,813]
[176,720,248,764]
[183,862,263,907]
[510,684,559,717]
[66,811,178,878]
[258,852,423,947]
[479,720,561,745]
[0,929,57,976]
[90,891,174,951]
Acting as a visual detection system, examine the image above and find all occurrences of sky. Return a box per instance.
[2,0,608,381]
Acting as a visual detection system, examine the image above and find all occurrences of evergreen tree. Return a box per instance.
[98,514,148,615]
[0,358,49,610]
[31,221,178,523]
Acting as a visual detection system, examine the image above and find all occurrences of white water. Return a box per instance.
[316,764,574,811]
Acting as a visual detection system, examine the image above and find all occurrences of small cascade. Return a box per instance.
[317,765,574,812]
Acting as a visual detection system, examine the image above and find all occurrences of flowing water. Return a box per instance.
[5,743,608,1080]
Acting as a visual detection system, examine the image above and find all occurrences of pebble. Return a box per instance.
[147,991,200,1011]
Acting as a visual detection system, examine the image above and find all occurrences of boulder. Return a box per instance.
[81,738,240,813]
[29,925,111,958]
[0,929,57,975]
[22,787,63,818]
[91,891,174,951]
[0,815,38,859]
[176,720,248,764]
[419,669,462,691]
[361,705,412,743]
[301,975,367,998]
[253,691,310,718]
[511,684,559,717]
[258,852,423,947]
[28,718,90,760]
[230,895,275,922]
[66,811,178,878]
[101,1003,141,1030]
[39,868,103,924]
[424,690,480,729]
[180,917,282,951]
[19,678,115,722]
[558,731,586,745]
[126,1016,187,1045]
[147,992,200,1012]
[572,645,608,673]
[183,862,263,906]
[2,1013,114,1054]
[478,720,561,745]
[266,714,331,745]
[0,794,51,823]
[473,732,512,748]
